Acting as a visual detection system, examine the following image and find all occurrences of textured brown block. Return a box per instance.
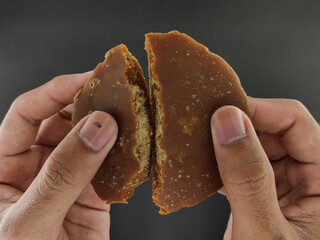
[72,44,152,203]
[145,31,250,214]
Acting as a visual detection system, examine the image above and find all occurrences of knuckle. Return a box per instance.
[51,75,65,89]
[12,93,26,110]
[51,75,63,83]
[286,99,307,112]
[43,153,76,190]
[228,161,273,198]
[35,179,53,200]
[12,93,41,126]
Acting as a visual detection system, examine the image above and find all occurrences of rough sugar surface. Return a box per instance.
[72,44,151,204]
[145,31,250,214]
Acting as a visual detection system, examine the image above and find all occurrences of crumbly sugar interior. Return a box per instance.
[147,47,166,170]
[131,84,151,174]
[146,42,168,214]
[124,50,151,179]
[151,79,166,168]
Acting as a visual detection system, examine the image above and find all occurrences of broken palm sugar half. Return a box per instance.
[72,44,152,204]
[145,31,250,214]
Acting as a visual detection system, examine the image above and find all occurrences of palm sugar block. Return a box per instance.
[145,31,250,214]
[72,44,152,204]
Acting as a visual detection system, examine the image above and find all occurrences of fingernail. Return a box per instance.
[78,112,116,151]
[211,107,247,145]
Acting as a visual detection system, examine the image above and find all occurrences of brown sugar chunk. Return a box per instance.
[72,44,152,203]
[145,31,250,214]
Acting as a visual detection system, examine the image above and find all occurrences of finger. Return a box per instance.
[64,184,110,239]
[254,131,290,198]
[0,184,23,214]
[270,158,292,201]
[3,111,118,234]
[0,185,22,223]
[278,160,320,207]
[281,197,320,238]
[64,201,110,239]
[75,183,109,211]
[0,72,92,156]
[0,145,46,191]
[248,97,320,164]
[223,213,233,240]
[257,132,287,161]
[35,104,73,147]
[218,186,227,196]
[281,197,320,219]
[211,106,287,237]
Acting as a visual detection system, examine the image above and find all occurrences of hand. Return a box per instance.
[0,73,118,240]
[211,97,320,239]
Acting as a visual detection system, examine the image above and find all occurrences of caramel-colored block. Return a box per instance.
[145,31,250,214]
[72,44,152,203]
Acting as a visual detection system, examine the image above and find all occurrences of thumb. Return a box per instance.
[211,106,286,238]
[7,111,117,231]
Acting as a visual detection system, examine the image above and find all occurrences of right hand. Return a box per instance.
[211,97,320,239]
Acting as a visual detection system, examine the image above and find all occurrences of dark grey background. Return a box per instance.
[1,1,319,239]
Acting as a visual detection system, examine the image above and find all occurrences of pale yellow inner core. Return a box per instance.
[130,84,151,174]
[148,50,166,169]
[124,49,151,178]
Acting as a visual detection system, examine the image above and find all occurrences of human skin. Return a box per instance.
[0,72,118,240]
[211,98,320,239]
[0,72,319,239]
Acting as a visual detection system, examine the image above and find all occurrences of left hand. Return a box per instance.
[0,72,117,240]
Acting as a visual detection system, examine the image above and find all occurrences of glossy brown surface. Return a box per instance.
[72,44,151,203]
[146,31,250,214]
